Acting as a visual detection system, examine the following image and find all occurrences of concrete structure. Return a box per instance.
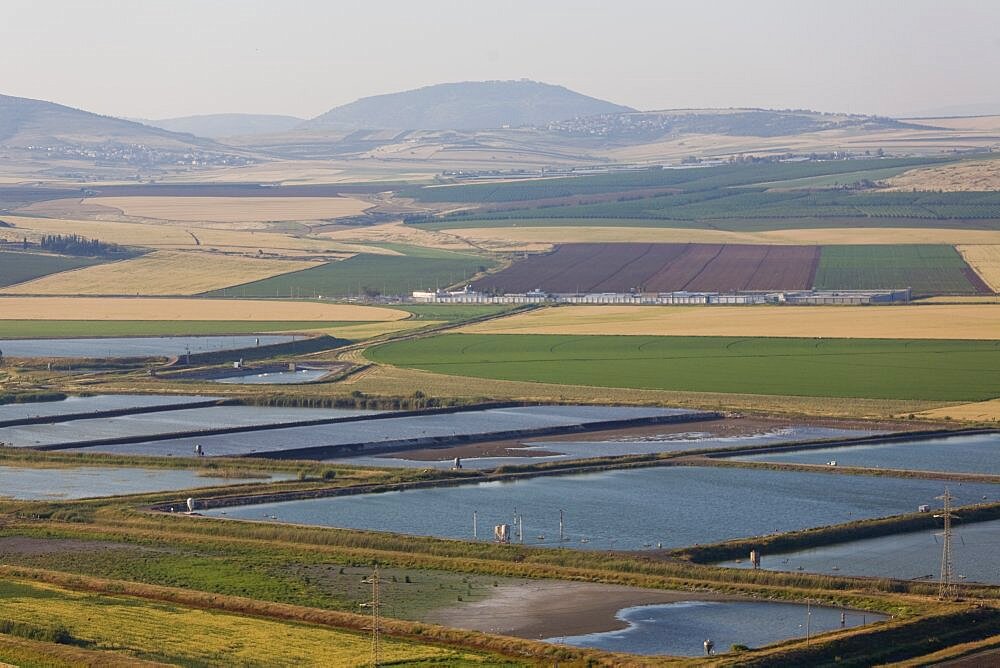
[410,287,911,306]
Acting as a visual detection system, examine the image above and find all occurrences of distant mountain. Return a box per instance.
[0,93,254,167]
[304,80,634,131]
[142,113,305,138]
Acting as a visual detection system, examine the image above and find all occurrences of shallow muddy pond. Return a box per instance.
[204,466,1000,550]
[550,600,882,656]
[0,335,296,359]
[0,466,294,500]
[729,432,1000,475]
[64,406,698,457]
[721,518,1000,585]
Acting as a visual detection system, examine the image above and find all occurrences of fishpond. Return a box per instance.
[63,406,699,457]
[550,601,883,656]
[0,335,296,359]
[1,405,381,447]
[344,425,883,470]
[204,466,1000,550]
[0,466,294,500]
[722,518,1000,585]
[729,432,1000,475]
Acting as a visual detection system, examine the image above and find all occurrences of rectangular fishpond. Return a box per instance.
[0,466,294,500]
[203,466,1000,550]
[721,518,1000,585]
[727,432,1000,475]
[0,335,297,359]
[0,394,219,422]
[340,425,884,470]
[60,406,699,457]
[0,405,381,447]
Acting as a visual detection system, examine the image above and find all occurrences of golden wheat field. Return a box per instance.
[0,251,317,296]
[86,196,371,222]
[916,398,1000,422]
[0,296,406,321]
[886,159,1000,191]
[957,245,1000,292]
[1,215,392,257]
[462,304,1000,340]
[449,225,1000,248]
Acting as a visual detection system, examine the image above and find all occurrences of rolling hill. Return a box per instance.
[303,80,634,131]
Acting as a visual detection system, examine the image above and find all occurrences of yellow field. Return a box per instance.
[957,245,1000,292]
[322,221,485,251]
[462,304,1000,340]
[1,215,393,258]
[915,398,1000,422]
[0,297,406,321]
[449,225,1000,248]
[0,578,468,666]
[0,251,317,296]
[886,159,1000,191]
[919,295,1000,304]
[87,196,371,222]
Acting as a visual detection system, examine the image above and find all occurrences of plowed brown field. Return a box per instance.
[472,243,818,293]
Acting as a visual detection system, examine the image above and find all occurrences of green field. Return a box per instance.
[0,251,105,287]
[206,251,496,299]
[403,157,946,203]
[813,245,988,295]
[0,320,363,338]
[391,304,520,322]
[367,333,1000,401]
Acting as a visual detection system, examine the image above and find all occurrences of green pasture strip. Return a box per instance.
[205,253,497,299]
[367,333,1000,401]
[0,251,105,288]
[391,304,520,322]
[0,320,364,338]
[814,245,986,295]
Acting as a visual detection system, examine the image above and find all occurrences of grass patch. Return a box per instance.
[392,304,521,322]
[205,252,497,299]
[0,251,105,288]
[814,244,990,295]
[366,333,1000,401]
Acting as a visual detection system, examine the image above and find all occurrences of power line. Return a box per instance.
[361,566,381,666]
[935,488,957,599]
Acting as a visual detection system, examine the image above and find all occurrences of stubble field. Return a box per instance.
[461,304,1000,340]
[0,296,406,321]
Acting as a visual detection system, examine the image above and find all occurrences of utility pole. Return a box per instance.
[361,566,381,667]
[936,488,957,599]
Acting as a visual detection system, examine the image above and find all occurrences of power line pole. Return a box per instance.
[935,488,957,599]
[361,566,381,666]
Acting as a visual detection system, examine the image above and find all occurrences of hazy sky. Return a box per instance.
[3,0,998,119]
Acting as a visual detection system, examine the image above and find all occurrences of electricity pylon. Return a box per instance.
[935,488,956,599]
